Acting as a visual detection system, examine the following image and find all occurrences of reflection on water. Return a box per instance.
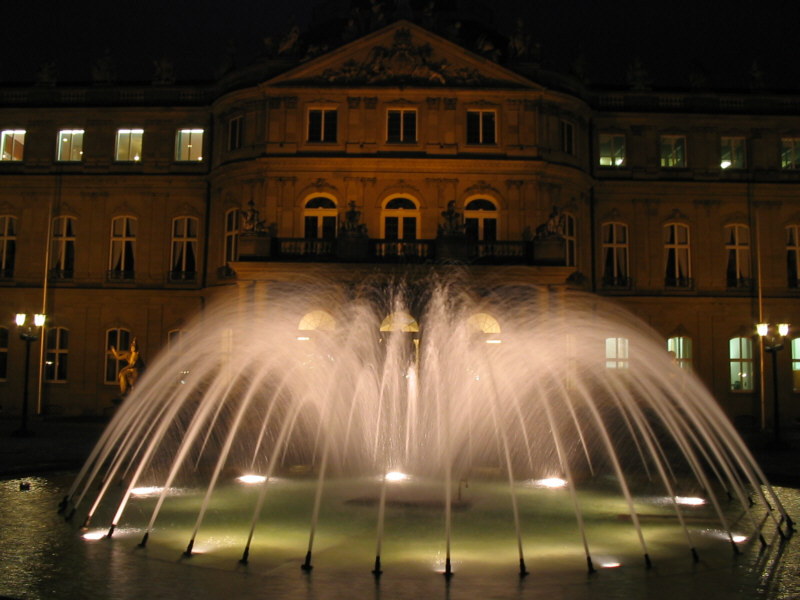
[1,472,798,600]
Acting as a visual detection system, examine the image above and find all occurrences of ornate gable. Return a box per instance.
[267,21,538,89]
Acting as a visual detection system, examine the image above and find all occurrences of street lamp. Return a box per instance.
[756,322,790,447]
[13,313,45,437]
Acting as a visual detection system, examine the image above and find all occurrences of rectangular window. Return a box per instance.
[227,116,242,151]
[720,136,745,169]
[781,137,800,169]
[115,129,143,161]
[792,338,800,392]
[787,225,800,288]
[729,337,753,391]
[724,224,751,288]
[560,120,575,155]
[308,109,338,143]
[50,216,76,279]
[0,215,16,279]
[605,337,629,369]
[106,328,131,384]
[466,110,496,145]
[45,327,69,382]
[170,216,198,281]
[601,222,629,287]
[57,129,84,162]
[387,109,417,143]
[1,129,25,161]
[660,135,686,168]
[109,216,136,280]
[598,133,625,167]
[664,223,691,287]
[175,129,204,161]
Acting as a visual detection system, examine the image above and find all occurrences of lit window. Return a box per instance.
[781,137,800,169]
[664,223,691,287]
[792,338,800,392]
[720,136,745,169]
[170,216,198,282]
[787,225,800,288]
[387,108,417,143]
[224,209,240,263]
[660,135,686,168]
[304,197,337,240]
[606,337,629,369]
[50,216,76,279]
[724,224,751,288]
[601,222,629,287]
[560,120,575,155]
[227,116,242,151]
[56,129,84,162]
[308,109,338,143]
[175,129,204,161]
[464,199,498,242]
[466,110,496,145]
[729,337,753,391]
[45,327,69,382]
[105,328,131,384]
[0,327,8,380]
[1,130,25,161]
[0,215,16,279]
[598,133,626,167]
[667,336,692,371]
[115,129,143,161]
[108,216,136,280]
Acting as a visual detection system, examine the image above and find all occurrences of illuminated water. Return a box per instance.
[8,278,797,598]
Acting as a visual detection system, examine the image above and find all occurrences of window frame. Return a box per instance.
[724,223,751,288]
[605,337,629,369]
[466,109,497,145]
[307,108,338,143]
[601,221,629,287]
[56,129,84,162]
[224,208,240,263]
[1,129,26,161]
[787,224,800,288]
[381,197,420,241]
[720,136,746,170]
[50,216,76,279]
[598,133,626,167]
[170,216,199,282]
[227,116,243,151]
[464,198,498,243]
[115,128,143,162]
[729,336,754,392]
[108,215,136,280]
[303,197,338,240]
[664,222,692,288]
[386,108,417,144]
[667,336,692,371]
[45,326,69,383]
[560,119,575,156]
[0,215,17,278]
[792,338,800,393]
[660,134,687,168]
[781,137,800,170]
[105,328,132,384]
[174,128,204,162]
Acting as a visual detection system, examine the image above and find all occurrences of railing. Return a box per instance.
[372,240,434,261]
[48,269,74,280]
[106,270,135,282]
[278,238,336,259]
[726,276,754,290]
[601,275,632,289]
[467,240,527,262]
[0,268,14,279]
[168,270,197,283]
[664,276,694,289]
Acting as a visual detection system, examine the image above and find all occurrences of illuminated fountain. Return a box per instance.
[59,277,793,582]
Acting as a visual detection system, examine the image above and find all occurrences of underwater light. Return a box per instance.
[82,530,107,540]
[675,496,706,506]
[130,486,163,496]
[385,471,408,482]
[534,477,567,488]
[601,561,621,568]
[237,474,267,484]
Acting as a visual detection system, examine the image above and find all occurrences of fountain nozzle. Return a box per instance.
[443,558,453,580]
[372,555,383,577]
[301,551,313,572]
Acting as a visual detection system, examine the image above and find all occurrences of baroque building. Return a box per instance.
[0,18,798,431]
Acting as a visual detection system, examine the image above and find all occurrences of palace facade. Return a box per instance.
[1,19,798,431]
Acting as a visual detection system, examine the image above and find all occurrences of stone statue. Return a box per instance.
[152,58,175,85]
[535,206,565,239]
[278,25,300,55]
[108,338,143,396]
[92,49,114,84]
[438,200,464,236]
[340,201,368,237]
[242,199,266,233]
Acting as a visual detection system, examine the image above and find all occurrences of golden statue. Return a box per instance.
[108,337,142,396]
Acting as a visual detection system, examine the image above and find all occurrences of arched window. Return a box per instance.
[787,224,800,288]
[224,208,240,263]
[51,216,76,279]
[381,197,419,241]
[108,216,136,280]
[297,310,336,341]
[724,224,751,288]
[601,222,629,287]
[667,336,692,371]
[664,222,691,288]
[0,326,8,380]
[105,328,132,384]
[464,199,498,242]
[45,327,69,382]
[304,197,338,240]
[170,216,198,282]
[729,336,753,391]
[467,312,501,344]
[0,215,16,279]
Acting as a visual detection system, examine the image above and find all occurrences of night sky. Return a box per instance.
[5,0,797,91]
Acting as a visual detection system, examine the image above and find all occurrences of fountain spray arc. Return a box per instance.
[61,277,794,579]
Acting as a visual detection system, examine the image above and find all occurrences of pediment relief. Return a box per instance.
[268,22,538,90]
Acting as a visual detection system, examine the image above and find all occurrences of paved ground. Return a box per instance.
[1,416,799,486]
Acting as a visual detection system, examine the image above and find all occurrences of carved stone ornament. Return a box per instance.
[318,28,489,86]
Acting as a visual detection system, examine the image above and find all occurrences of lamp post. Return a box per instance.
[13,313,45,438]
[756,322,789,447]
